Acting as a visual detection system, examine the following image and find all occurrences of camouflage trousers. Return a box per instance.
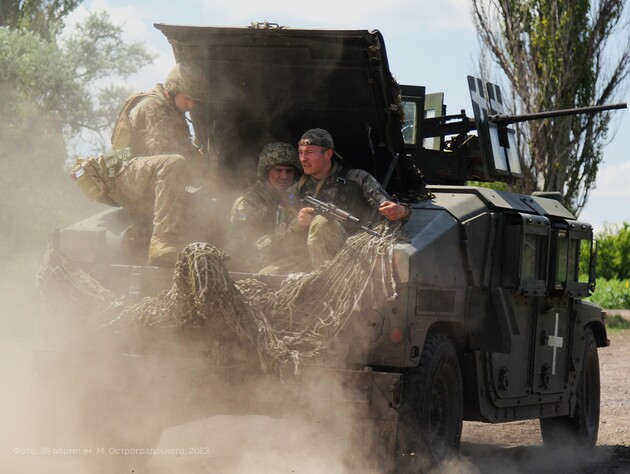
[107,154,187,252]
[258,214,347,274]
[307,214,347,268]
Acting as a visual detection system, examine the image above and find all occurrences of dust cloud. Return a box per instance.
[0,110,387,473]
[0,96,608,474]
[0,281,390,473]
[1,258,363,473]
[0,146,507,474]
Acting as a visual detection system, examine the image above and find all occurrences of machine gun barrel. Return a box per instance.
[420,113,476,138]
[488,102,627,126]
[302,195,381,237]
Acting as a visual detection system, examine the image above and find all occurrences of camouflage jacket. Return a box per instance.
[288,163,390,234]
[112,85,208,173]
[226,180,298,272]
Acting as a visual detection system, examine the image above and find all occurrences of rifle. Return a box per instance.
[302,195,380,237]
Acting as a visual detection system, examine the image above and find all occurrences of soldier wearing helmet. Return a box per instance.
[102,61,212,266]
[163,62,209,102]
[225,142,304,272]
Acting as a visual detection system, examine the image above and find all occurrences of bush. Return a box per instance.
[594,223,630,280]
[589,278,630,309]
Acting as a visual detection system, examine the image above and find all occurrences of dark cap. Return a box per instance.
[299,128,334,148]
[298,128,343,160]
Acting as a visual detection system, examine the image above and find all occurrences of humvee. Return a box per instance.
[44,22,623,471]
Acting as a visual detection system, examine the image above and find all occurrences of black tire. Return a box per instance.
[395,332,463,472]
[540,326,600,448]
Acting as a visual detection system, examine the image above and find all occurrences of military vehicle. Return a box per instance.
[43,22,626,471]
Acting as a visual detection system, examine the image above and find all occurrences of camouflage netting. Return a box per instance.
[36,224,401,374]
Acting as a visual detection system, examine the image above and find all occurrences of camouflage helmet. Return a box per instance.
[257,142,301,178]
[164,62,209,102]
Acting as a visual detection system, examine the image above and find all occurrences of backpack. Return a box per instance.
[110,90,168,151]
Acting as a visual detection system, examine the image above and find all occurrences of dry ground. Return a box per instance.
[2,320,628,473]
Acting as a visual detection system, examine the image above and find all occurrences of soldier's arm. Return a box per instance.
[142,103,206,161]
[140,104,213,185]
[352,169,410,221]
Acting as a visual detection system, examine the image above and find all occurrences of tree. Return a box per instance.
[0,10,156,270]
[471,0,630,215]
[0,0,80,40]
[0,11,156,157]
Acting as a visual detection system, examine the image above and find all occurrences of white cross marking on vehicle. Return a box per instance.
[547,312,564,375]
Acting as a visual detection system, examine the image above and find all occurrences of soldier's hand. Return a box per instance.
[297,207,315,230]
[379,201,407,221]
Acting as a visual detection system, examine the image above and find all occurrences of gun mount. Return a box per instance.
[421,102,627,137]
[403,76,626,185]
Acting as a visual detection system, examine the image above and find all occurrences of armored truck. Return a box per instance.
[46,23,621,471]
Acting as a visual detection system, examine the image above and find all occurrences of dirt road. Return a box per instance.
[3,328,628,473]
[138,329,630,473]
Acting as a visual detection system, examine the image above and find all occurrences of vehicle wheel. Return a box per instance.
[540,326,600,448]
[395,332,463,472]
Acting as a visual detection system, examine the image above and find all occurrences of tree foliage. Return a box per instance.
[471,0,630,215]
[0,0,80,40]
[0,11,156,156]
[0,8,156,269]
[594,222,630,280]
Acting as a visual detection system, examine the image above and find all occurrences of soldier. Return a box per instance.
[289,128,409,267]
[226,142,302,272]
[106,62,212,266]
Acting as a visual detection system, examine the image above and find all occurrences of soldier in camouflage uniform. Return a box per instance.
[289,128,409,268]
[226,142,303,272]
[106,62,211,266]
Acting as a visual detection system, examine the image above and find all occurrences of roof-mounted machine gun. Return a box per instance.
[414,76,626,185]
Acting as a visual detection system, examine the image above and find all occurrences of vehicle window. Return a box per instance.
[502,214,549,291]
[402,101,417,145]
[578,239,592,284]
[568,238,579,282]
[550,227,592,295]
[556,230,569,285]
[522,234,539,281]
[423,92,444,150]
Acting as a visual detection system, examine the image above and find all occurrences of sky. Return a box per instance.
[67,0,629,232]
